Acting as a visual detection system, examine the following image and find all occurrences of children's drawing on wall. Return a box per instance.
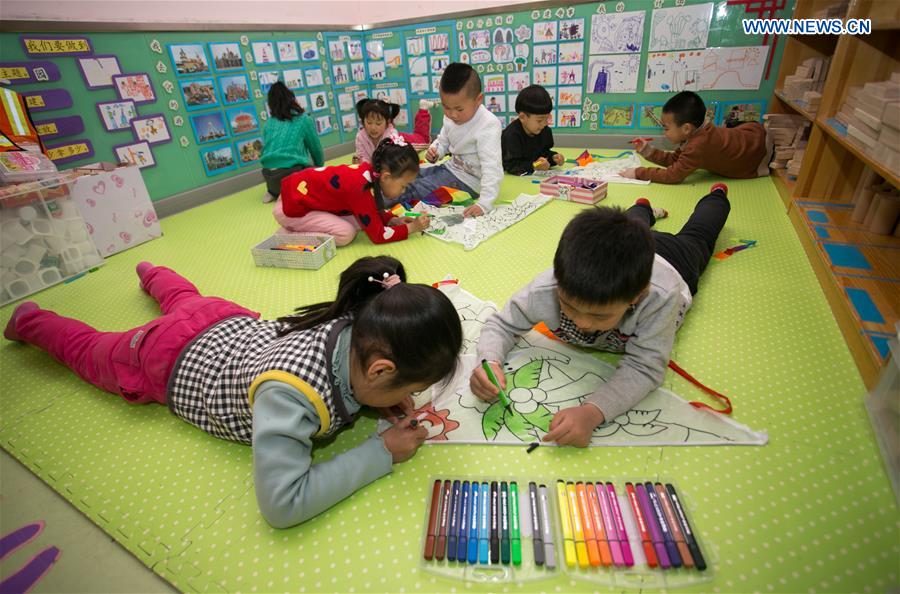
[328,40,345,62]
[111,74,155,105]
[470,50,491,65]
[385,48,402,69]
[556,109,580,128]
[558,18,584,40]
[258,70,280,94]
[350,62,366,82]
[347,39,363,61]
[601,104,634,128]
[558,86,582,106]
[534,21,558,43]
[277,41,299,63]
[645,50,703,93]
[484,74,505,93]
[469,30,491,49]
[300,41,319,61]
[409,56,428,76]
[368,61,386,80]
[589,11,645,54]
[558,65,583,86]
[406,36,425,56]
[251,41,277,65]
[722,102,764,125]
[514,24,531,42]
[430,56,449,73]
[649,2,713,52]
[533,67,557,86]
[309,91,327,112]
[365,40,383,60]
[492,44,513,63]
[533,45,558,66]
[385,295,767,446]
[508,72,530,91]
[77,56,122,89]
[485,95,505,114]
[587,54,640,94]
[700,46,770,91]
[557,42,584,64]
[514,43,529,60]
[331,65,349,85]
[493,28,513,44]
[304,68,325,87]
[315,115,333,134]
[639,104,664,128]
[341,113,357,133]
[410,76,429,94]
[458,32,468,51]
[429,34,449,53]
[114,141,155,169]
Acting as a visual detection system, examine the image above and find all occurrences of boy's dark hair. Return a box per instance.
[356,98,400,123]
[553,208,655,305]
[662,91,706,128]
[439,63,481,98]
[514,85,553,115]
[278,256,462,388]
[366,138,419,211]
[267,81,305,121]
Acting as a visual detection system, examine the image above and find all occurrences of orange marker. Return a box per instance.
[587,483,613,566]
[577,483,601,567]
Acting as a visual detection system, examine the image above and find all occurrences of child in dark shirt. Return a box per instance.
[501,85,564,175]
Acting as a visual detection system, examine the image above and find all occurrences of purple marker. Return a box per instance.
[606,483,634,567]
[635,483,670,568]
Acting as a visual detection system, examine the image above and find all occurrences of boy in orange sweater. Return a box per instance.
[622,91,771,184]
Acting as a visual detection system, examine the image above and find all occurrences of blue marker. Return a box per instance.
[479,482,490,564]
[447,480,461,562]
[457,481,470,561]
[467,482,479,564]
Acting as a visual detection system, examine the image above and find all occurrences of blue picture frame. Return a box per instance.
[234,136,263,167]
[258,70,282,95]
[189,111,230,145]
[199,143,237,176]
[208,42,244,72]
[179,78,220,112]
[218,73,251,106]
[167,43,211,77]
[224,105,260,136]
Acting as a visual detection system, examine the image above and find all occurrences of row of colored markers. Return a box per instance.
[423,480,706,571]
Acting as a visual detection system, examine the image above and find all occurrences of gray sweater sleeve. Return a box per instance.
[252,380,393,529]
[476,273,553,364]
[582,291,682,422]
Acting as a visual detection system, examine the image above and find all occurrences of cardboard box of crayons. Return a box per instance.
[420,476,714,588]
[539,176,608,205]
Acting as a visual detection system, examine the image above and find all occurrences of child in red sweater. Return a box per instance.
[622,91,771,184]
[274,137,430,245]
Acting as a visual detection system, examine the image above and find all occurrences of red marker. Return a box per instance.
[630,137,653,144]
[625,482,657,567]
[424,480,442,560]
[436,480,452,560]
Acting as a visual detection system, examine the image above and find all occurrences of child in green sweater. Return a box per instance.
[260,82,325,203]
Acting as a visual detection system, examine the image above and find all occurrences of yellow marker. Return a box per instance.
[556,481,577,567]
[567,482,590,568]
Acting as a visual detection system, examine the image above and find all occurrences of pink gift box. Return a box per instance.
[539,175,608,205]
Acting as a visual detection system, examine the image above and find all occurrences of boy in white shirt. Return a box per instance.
[391,63,503,217]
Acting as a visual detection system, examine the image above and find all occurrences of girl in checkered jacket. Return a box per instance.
[4,255,462,528]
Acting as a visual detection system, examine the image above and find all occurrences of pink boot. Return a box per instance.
[4,302,40,342]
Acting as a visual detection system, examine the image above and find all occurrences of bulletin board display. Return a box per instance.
[0,0,794,202]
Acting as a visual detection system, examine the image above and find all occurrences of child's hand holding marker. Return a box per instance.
[629,137,652,153]
[533,157,550,171]
[407,214,431,233]
[470,360,510,405]
[542,404,605,448]
[381,416,427,463]
[425,146,439,163]
[377,395,416,424]
[552,153,565,166]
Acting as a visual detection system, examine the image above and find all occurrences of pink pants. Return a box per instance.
[400,109,432,145]
[13,266,258,404]
[272,201,362,246]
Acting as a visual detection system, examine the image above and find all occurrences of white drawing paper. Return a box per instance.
[649,3,713,51]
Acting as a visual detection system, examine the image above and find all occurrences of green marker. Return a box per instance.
[481,359,511,408]
[510,482,522,565]
[403,211,422,217]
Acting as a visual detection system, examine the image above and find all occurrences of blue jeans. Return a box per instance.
[388,164,478,208]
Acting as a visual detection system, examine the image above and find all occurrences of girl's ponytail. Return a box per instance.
[277,255,406,334]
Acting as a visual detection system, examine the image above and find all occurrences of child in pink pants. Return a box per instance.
[4,263,257,404]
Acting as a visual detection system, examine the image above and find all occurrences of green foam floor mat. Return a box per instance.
[1,149,897,592]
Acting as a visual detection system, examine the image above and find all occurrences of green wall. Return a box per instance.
[0,0,794,202]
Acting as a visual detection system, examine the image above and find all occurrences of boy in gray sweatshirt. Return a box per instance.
[471,184,730,446]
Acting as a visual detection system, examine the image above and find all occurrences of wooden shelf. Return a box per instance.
[773,89,817,121]
[818,119,900,189]
[772,168,796,208]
